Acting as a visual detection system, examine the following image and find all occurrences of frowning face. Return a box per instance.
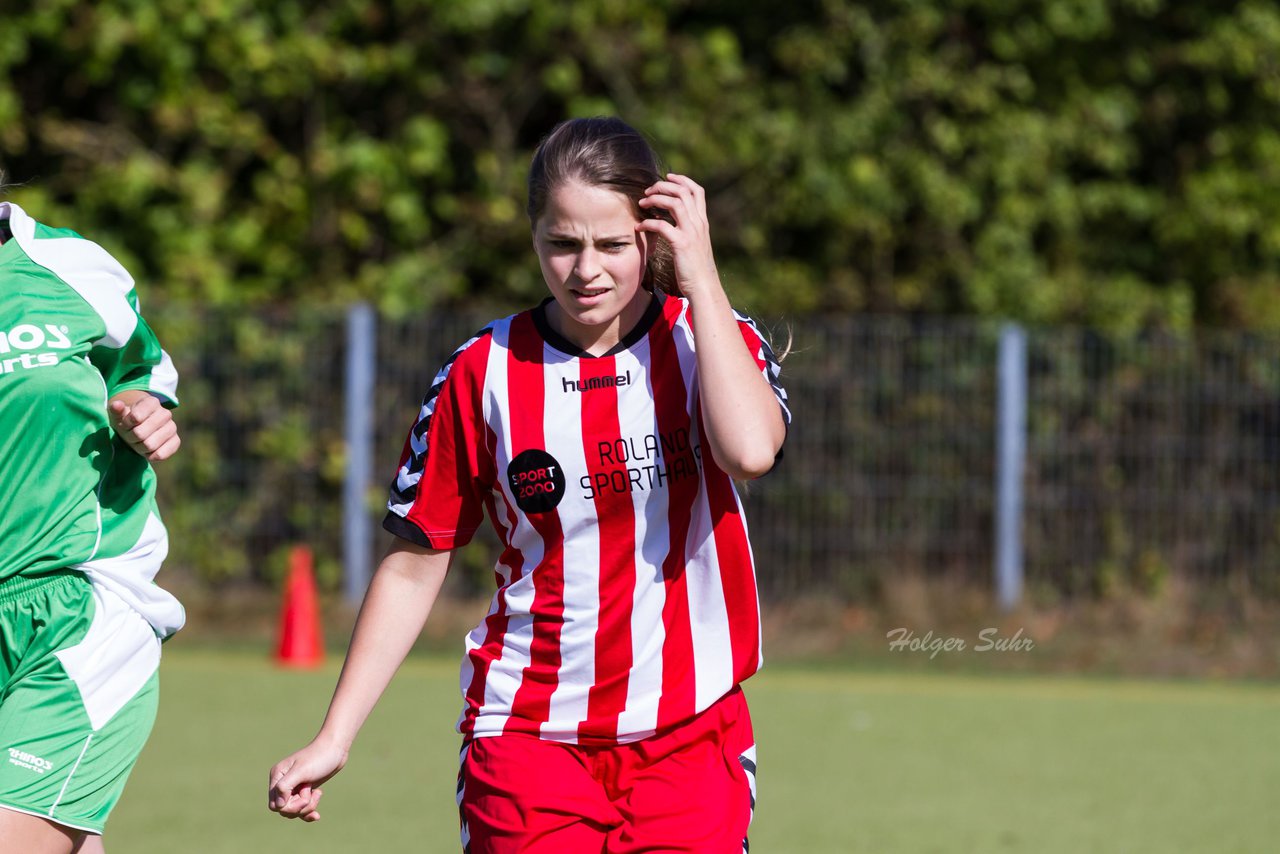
[533,180,652,354]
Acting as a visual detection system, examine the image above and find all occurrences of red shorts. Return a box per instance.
[458,686,757,853]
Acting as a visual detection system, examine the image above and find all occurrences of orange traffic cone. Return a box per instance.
[275,545,325,668]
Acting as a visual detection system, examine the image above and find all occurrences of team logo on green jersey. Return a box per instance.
[0,322,72,374]
[7,747,54,774]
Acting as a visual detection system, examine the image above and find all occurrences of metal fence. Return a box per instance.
[149,304,1280,602]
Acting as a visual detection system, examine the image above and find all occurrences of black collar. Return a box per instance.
[532,292,663,358]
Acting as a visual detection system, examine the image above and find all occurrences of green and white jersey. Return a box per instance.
[0,201,184,637]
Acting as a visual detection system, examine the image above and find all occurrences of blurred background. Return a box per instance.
[4,0,1279,667]
[3,0,1278,674]
[4,2,1279,851]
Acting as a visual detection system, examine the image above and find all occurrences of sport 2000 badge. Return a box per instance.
[507,449,566,513]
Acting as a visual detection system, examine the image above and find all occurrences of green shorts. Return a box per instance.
[0,570,162,835]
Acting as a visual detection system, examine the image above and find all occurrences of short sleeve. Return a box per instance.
[383,329,494,549]
[733,310,791,427]
[13,213,179,405]
[91,306,180,406]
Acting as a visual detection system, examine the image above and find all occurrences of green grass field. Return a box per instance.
[107,648,1279,853]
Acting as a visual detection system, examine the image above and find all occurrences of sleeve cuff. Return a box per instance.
[382,513,434,547]
[109,380,179,408]
[381,512,474,550]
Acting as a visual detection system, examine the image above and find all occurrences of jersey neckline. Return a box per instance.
[531,292,665,359]
[0,219,18,264]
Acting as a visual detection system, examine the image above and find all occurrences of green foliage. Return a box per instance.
[150,304,349,587]
[1,0,1279,327]
[5,3,1279,592]
[1022,323,1280,597]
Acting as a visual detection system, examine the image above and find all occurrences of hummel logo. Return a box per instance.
[562,371,633,393]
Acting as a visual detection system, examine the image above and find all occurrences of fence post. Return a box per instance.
[995,322,1027,611]
[343,302,376,605]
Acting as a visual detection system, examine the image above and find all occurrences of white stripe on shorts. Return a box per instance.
[457,743,471,852]
[740,743,757,853]
[48,735,93,818]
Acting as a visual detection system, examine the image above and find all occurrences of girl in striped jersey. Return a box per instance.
[270,117,789,852]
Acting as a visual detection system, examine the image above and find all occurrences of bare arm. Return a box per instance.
[268,539,453,822]
[685,283,786,479]
[637,174,786,479]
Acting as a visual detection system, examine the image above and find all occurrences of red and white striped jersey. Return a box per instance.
[385,294,790,745]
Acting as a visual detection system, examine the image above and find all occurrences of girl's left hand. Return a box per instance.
[636,173,720,300]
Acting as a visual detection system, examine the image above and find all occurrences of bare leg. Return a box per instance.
[72,833,105,853]
[0,806,80,854]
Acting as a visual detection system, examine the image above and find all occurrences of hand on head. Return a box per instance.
[636,174,720,300]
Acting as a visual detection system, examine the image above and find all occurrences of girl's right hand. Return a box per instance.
[268,737,349,822]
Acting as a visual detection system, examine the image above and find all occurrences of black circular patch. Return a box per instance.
[507,448,566,513]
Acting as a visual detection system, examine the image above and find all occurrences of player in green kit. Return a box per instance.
[0,191,184,853]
